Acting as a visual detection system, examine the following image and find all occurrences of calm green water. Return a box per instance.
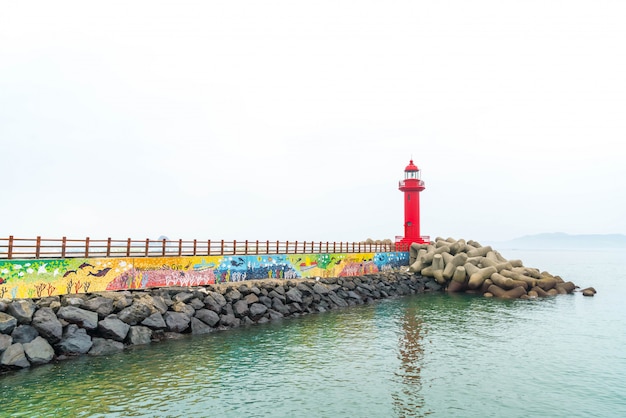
[2,249,625,417]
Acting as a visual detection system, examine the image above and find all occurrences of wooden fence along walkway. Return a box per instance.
[0,236,398,260]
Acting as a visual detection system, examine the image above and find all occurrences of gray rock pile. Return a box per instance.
[409,237,595,298]
[0,272,436,374]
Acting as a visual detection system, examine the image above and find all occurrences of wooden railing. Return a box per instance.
[0,236,399,260]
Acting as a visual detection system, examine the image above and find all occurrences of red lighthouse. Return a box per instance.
[397,159,429,250]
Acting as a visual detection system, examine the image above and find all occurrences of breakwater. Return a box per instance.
[0,270,437,374]
[409,237,596,298]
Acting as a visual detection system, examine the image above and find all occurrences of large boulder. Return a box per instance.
[82,297,115,318]
[163,311,190,333]
[0,343,30,368]
[118,302,152,325]
[141,313,167,329]
[56,306,98,330]
[126,326,152,346]
[232,300,249,318]
[56,324,93,355]
[98,317,130,342]
[0,312,18,334]
[194,309,220,327]
[190,317,213,335]
[0,334,12,352]
[31,307,63,344]
[7,299,37,324]
[249,303,268,319]
[11,325,39,344]
[88,338,124,356]
[23,336,55,365]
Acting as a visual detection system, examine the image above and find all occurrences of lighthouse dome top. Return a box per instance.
[405,159,419,172]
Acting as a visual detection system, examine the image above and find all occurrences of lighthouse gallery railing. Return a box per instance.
[0,236,399,260]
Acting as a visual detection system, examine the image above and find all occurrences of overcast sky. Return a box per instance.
[1,0,625,244]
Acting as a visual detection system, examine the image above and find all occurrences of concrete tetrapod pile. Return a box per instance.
[409,237,596,299]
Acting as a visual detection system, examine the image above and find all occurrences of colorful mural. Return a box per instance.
[0,252,409,299]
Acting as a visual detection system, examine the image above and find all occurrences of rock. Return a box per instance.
[582,287,596,297]
[56,306,98,330]
[82,297,115,318]
[64,297,84,307]
[56,324,93,355]
[173,292,194,303]
[23,336,55,365]
[232,300,249,318]
[11,325,39,344]
[190,317,213,335]
[313,283,330,295]
[88,338,124,356]
[0,312,18,334]
[31,307,63,344]
[188,298,205,310]
[163,311,190,333]
[327,292,348,308]
[7,299,37,324]
[204,292,227,312]
[195,309,220,327]
[126,326,152,345]
[285,288,303,304]
[0,299,8,312]
[271,298,291,315]
[249,303,268,319]
[224,289,242,302]
[0,343,30,368]
[118,302,153,325]
[141,313,167,329]
[98,317,131,342]
[171,301,195,318]
[219,314,239,328]
[244,293,259,304]
[0,334,12,352]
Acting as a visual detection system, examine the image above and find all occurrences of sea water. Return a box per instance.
[2,248,625,417]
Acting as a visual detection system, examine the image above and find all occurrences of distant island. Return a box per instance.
[487,232,626,249]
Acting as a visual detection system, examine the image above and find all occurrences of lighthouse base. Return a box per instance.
[395,236,431,252]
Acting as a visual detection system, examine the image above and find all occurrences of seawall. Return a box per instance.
[0,270,438,374]
[0,251,408,300]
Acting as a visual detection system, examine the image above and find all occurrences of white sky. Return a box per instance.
[1,0,625,243]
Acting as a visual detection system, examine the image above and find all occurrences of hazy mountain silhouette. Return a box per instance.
[488,232,626,249]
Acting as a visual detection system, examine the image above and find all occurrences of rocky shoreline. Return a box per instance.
[0,271,438,374]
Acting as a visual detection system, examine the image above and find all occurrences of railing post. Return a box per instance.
[127,238,131,257]
[36,236,41,259]
[208,240,211,256]
[8,235,13,259]
[276,240,279,253]
[286,241,289,254]
[85,237,90,258]
[266,240,269,255]
[162,239,166,256]
[106,238,111,257]
[333,242,336,253]
[145,239,149,257]
[178,239,182,256]
[193,239,197,256]
[233,240,237,255]
[256,240,259,255]
[295,241,298,254]
[245,240,248,255]
[61,236,66,258]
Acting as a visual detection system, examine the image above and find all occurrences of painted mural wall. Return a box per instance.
[0,252,409,299]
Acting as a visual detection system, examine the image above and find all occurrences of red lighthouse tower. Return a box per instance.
[397,159,429,250]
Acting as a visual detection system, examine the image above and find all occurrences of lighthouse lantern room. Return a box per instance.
[397,159,429,250]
